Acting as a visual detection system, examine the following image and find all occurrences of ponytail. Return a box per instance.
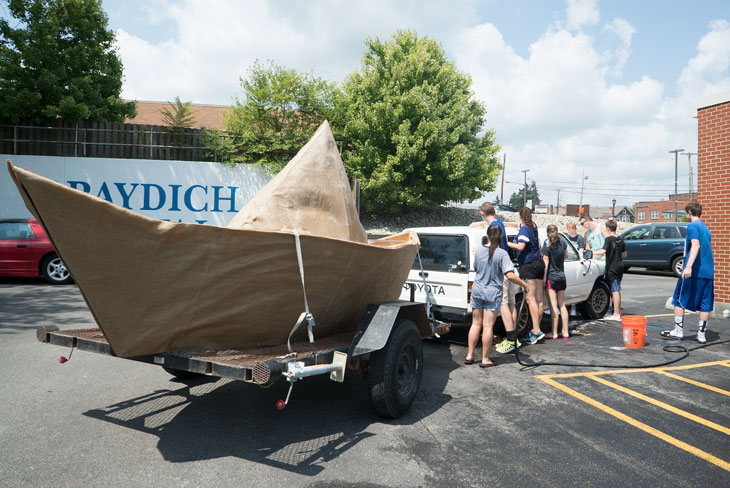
[547,224,559,247]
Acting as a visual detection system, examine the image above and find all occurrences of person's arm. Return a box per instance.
[592,238,608,257]
[503,221,520,228]
[542,254,549,281]
[621,241,628,259]
[681,239,700,279]
[508,241,525,251]
[505,270,527,290]
[584,231,591,250]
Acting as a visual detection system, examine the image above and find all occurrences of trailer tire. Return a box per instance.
[368,319,423,419]
[162,366,199,380]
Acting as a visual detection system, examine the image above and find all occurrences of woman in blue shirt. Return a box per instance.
[504,207,546,348]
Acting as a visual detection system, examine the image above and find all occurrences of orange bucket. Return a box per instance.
[622,315,647,348]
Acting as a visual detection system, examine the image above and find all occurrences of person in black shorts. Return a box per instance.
[541,225,569,338]
[504,207,545,348]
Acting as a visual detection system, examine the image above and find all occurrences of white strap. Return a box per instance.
[287,230,316,353]
[415,249,432,320]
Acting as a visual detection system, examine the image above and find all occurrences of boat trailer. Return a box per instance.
[37,300,447,418]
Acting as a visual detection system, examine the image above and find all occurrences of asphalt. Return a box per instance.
[1,270,729,487]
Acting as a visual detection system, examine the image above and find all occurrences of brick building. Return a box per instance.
[125,100,231,130]
[697,91,730,316]
[634,193,698,223]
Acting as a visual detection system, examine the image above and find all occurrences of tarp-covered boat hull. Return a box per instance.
[8,161,417,356]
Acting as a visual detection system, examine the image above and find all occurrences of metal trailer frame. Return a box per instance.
[36,300,443,418]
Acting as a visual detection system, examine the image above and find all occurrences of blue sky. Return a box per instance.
[5,0,730,208]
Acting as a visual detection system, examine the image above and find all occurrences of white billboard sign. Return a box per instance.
[1,155,271,226]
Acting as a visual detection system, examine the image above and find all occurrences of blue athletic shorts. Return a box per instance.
[609,278,622,293]
[672,277,714,313]
[471,297,500,311]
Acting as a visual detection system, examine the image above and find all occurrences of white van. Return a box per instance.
[398,225,610,334]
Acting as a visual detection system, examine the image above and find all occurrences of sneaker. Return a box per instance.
[660,327,683,339]
[697,330,707,344]
[524,331,545,344]
[496,337,522,354]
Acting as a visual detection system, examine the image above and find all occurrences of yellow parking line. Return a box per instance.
[535,359,730,380]
[656,371,730,397]
[588,376,730,436]
[538,376,730,472]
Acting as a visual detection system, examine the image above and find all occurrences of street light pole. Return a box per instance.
[612,198,616,219]
[579,169,588,216]
[669,149,684,222]
[681,151,697,202]
[521,169,530,208]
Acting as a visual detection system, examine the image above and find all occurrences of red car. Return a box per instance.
[0,219,73,284]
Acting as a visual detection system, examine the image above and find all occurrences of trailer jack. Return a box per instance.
[275,351,348,411]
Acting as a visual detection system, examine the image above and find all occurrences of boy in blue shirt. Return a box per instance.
[662,202,714,343]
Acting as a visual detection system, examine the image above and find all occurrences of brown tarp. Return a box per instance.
[7,121,418,357]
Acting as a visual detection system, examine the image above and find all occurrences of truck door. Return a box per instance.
[399,233,470,310]
[561,234,594,302]
[622,225,652,266]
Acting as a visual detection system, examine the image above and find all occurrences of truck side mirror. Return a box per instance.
[582,250,593,260]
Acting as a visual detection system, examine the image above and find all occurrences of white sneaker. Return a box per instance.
[661,327,683,339]
[697,330,706,344]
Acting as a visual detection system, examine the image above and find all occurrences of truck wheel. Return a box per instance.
[41,254,73,284]
[368,319,423,419]
[578,281,611,320]
[671,256,683,278]
[162,366,199,380]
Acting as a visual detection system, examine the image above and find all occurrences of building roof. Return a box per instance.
[125,100,231,130]
[698,91,730,110]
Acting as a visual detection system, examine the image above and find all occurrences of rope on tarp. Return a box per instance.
[287,229,317,354]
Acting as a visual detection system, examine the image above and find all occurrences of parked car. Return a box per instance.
[0,219,73,284]
[620,222,688,277]
[398,225,610,335]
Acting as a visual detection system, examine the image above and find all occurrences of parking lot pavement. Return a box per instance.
[1,273,729,487]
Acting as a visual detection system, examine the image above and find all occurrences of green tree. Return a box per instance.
[160,96,196,132]
[508,184,540,210]
[0,0,136,123]
[218,59,339,169]
[334,29,501,213]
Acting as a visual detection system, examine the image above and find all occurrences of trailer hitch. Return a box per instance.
[275,351,348,411]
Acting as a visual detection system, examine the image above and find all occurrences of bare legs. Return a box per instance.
[525,279,543,334]
[547,288,569,337]
[467,308,498,363]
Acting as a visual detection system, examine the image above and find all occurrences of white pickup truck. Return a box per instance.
[398,225,610,334]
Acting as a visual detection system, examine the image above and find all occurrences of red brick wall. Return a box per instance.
[698,100,730,304]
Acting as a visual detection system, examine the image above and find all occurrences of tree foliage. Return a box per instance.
[508,182,541,211]
[0,0,136,123]
[334,29,501,213]
[160,96,196,132]
[218,59,339,170]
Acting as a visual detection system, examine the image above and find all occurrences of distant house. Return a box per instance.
[594,205,634,223]
[125,100,231,130]
[634,192,698,223]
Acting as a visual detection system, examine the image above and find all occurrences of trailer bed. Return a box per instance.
[37,326,353,384]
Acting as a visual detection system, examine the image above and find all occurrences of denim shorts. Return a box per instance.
[471,297,500,311]
[609,278,622,293]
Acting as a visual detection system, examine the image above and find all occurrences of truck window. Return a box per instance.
[560,234,580,262]
[624,226,651,240]
[413,234,469,272]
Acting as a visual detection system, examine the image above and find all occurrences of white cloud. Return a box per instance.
[604,18,635,76]
[565,0,599,31]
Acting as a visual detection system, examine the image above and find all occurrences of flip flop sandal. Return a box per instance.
[464,358,475,365]
[479,360,496,368]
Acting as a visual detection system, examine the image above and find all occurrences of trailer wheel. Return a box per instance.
[162,366,199,380]
[368,319,423,419]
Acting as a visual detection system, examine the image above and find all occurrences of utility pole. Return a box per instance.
[521,169,530,208]
[500,153,506,204]
[669,149,685,222]
[556,188,561,215]
[681,151,697,202]
[579,169,588,216]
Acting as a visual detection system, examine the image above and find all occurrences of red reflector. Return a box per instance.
[467,281,473,302]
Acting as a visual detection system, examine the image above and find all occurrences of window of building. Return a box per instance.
[638,211,645,220]
[662,211,672,220]
[651,210,658,220]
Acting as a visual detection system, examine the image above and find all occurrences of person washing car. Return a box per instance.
[465,225,528,367]
[565,221,585,251]
[591,220,627,321]
[580,216,605,260]
[541,225,570,338]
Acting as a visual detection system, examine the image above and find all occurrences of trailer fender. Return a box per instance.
[348,301,430,357]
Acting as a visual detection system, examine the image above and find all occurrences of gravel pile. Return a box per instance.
[362,206,635,237]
